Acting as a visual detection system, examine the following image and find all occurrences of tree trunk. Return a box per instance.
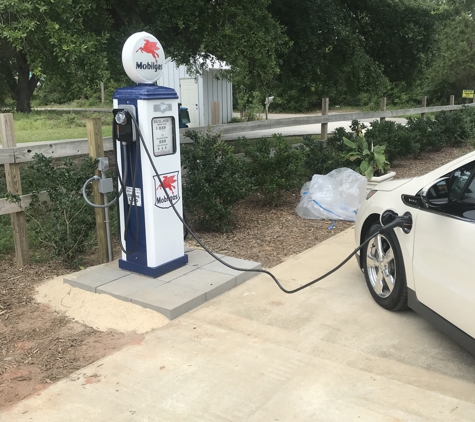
[15,51,38,113]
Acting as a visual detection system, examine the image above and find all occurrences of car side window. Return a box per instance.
[449,163,475,200]
[461,176,475,204]
[419,160,475,221]
[448,161,475,221]
[426,179,449,204]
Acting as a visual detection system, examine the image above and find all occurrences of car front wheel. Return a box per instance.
[362,222,408,311]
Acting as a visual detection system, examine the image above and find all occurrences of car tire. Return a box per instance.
[362,222,408,311]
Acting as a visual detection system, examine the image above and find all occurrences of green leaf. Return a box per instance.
[360,160,370,175]
[343,137,356,149]
[364,166,374,179]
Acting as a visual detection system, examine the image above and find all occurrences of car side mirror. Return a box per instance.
[420,176,450,208]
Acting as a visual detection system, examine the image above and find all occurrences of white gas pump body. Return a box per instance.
[113,32,188,277]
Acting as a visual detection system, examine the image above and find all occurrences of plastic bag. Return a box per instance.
[296,168,367,221]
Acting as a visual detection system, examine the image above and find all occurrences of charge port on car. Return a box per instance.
[402,212,413,234]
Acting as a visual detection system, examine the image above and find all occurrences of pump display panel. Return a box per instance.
[152,117,176,156]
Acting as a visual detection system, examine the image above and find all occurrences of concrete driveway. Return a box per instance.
[2,229,475,421]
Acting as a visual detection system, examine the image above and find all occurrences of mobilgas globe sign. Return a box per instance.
[122,32,165,84]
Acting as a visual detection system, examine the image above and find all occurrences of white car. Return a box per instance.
[355,150,475,355]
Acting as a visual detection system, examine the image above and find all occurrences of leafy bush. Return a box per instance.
[240,134,306,205]
[301,135,346,177]
[364,120,414,161]
[0,214,14,254]
[405,116,442,153]
[181,130,251,232]
[16,154,98,265]
[433,107,475,146]
[342,135,390,178]
[327,120,367,152]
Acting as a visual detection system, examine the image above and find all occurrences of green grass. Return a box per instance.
[11,111,112,143]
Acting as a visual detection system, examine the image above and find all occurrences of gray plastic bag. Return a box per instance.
[296,168,367,221]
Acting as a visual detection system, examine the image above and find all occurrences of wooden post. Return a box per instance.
[380,97,387,123]
[450,94,455,112]
[421,96,427,120]
[211,102,220,125]
[321,97,329,145]
[86,118,109,264]
[0,114,30,267]
[101,82,105,104]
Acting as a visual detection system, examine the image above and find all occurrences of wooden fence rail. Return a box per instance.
[1,98,475,267]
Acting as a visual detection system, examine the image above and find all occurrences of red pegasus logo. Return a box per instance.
[136,39,160,63]
[157,175,177,194]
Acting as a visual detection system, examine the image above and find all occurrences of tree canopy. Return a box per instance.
[0,0,472,112]
[267,0,440,110]
[0,0,110,111]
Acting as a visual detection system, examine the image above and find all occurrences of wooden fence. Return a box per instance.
[1,97,474,267]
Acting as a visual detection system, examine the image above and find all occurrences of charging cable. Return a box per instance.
[127,112,412,294]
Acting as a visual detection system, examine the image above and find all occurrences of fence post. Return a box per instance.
[421,96,427,120]
[0,113,30,268]
[86,118,109,264]
[450,94,455,112]
[321,97,329,145]
[380,97,387,123]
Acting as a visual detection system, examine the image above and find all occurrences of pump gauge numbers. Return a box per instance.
[151,117,176,156]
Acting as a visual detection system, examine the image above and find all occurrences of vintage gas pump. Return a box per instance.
[113,32,188,277]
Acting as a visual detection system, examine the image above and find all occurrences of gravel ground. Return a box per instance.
[0,143,473,409]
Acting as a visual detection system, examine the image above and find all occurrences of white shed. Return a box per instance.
[157,58,233,128]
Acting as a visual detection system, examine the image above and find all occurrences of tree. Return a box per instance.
[0,0,111,112]
[106,0,289,96]
[1,0,289,112]
[424,11,475,101]
[267,0,439,111]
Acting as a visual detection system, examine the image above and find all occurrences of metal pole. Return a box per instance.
[103,191,113,262]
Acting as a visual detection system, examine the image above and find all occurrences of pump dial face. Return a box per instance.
[152,117,175,156]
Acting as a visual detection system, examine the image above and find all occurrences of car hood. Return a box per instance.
[373,178,413,192]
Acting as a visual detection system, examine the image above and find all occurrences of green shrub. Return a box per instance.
[405,116,442,153]
[18,154,98,265]
[0,214,14,255]
[240,134,306,205]
[325,120,367,153]
[364,120,414,161]
[181,130,251,232]
[434,107,475,146]
[301,135,346,176]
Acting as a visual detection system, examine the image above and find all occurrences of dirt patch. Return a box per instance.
[0,144,473,410]
[0,258,142,410]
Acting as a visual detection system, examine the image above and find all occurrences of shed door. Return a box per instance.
[180,78,199,127]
